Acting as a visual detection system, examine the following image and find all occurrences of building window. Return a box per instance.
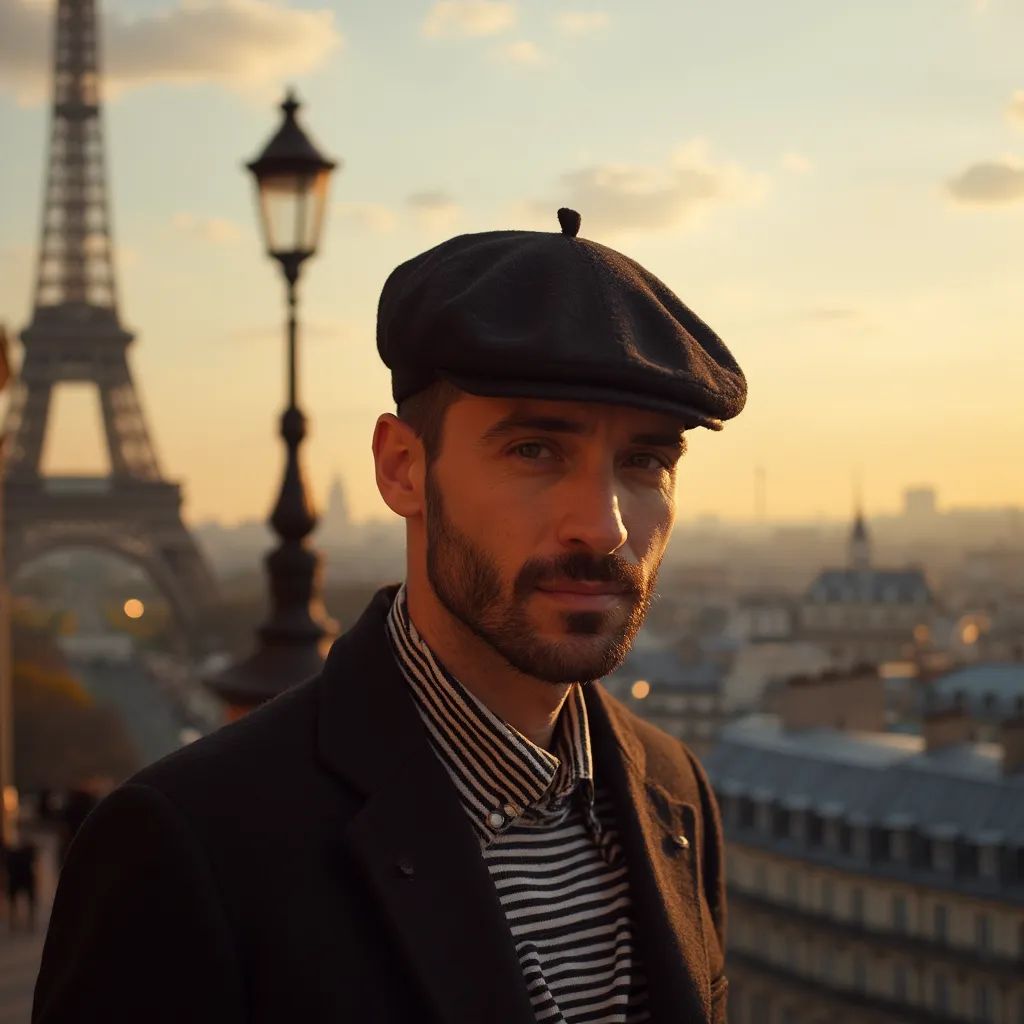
[934,903,948,944]
[933,839,954,873]
[773,807,789,838]
[852,954,866,994]
[754,862,767,894]
[818,946,834,983]
[785,871,799,904]
[824,818,842,851]
[891,828,910,863]
[850,886,865,926]
[893,963,908,1003]
[974,982,993,1024]
[808,813,823,846]
[790,810,806,844]
[978,844,999,880]
[821,877,835,915]
[892,894,908,934]
[976,913,991,954]
[852,825,870,860]
[933,972,949,1014]
[739,797,754,829]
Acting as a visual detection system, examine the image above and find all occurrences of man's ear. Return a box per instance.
[372,413,425,518]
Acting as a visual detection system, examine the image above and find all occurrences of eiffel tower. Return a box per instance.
[2,0,217,650]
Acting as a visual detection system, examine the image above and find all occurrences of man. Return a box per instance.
[33,208,746,1023]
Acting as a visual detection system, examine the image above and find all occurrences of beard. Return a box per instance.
[424,469,661,684]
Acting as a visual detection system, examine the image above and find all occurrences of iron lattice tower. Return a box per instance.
[2,0,217,650]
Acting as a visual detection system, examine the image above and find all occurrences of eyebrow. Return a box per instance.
[478,415,687,454]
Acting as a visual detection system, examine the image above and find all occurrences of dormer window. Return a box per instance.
[754,789,774,833]
[976,832,1003,881]
[892,829,910,863]
[850,815,871,860]
[885,813,915,865]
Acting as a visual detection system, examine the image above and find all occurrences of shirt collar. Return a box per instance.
[386,583,596,847]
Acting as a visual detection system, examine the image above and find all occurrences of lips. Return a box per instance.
[535,582,629,596]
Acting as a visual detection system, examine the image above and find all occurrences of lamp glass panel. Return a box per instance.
[302,169,332,253]
[256,172,311,256]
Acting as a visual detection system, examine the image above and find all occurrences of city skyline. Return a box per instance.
[2,0,1024,526]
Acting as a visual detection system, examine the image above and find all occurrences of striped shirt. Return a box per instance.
[386,585,651,1024]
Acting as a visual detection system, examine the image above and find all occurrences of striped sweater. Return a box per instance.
[386,585,651,1023]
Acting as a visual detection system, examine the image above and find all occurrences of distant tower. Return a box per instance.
[849,509,871,571]
[1,0,217,651]
[319,473,351,542]
[326,474,350,526]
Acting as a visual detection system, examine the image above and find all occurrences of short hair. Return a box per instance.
[396,379,462,463]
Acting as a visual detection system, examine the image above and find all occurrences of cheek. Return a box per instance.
[625,494,675,562]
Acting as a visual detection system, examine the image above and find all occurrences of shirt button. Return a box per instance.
[672,833,690,850]
[487,811,505,829]
[502,803,519,818]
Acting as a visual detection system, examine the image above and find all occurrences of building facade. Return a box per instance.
[799,511,939,668]
[704,672,1024,1024]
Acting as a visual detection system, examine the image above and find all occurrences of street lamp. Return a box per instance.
[206,89,339,718]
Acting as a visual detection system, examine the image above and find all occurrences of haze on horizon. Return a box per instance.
[1,0,1022,529]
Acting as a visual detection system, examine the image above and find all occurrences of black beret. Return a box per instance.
[376,208,746,430]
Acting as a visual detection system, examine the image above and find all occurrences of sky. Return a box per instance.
[1,0,1023,527]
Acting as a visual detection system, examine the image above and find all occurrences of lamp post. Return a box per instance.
[206,90,339,718]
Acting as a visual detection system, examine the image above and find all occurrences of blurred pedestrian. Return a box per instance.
[3,826,39,931]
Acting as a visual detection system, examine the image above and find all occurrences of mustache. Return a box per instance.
[514,551,645,599]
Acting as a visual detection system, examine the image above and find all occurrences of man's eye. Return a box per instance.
[625,453,669,471]
[511,442,553,460]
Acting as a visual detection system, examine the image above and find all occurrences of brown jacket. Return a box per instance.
[34,586,727,1023]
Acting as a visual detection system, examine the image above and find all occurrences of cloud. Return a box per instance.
[554,11,609,35]
[421,1,516,39]
[406,191,461,231]
[172,212,245,244]
[945,158,1024,205]
[1008,90,1024,128]
[492,40,546,65]
[0,0,341,105]
[522,139,766,236]
[334,202,397,234]
[781,152,813,174]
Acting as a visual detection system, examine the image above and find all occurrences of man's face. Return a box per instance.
[423,395,685,684]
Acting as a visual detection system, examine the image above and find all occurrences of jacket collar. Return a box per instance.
[385,582,597,848]
[314,585,713,1024]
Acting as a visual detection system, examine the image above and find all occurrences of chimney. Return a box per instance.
[1002,706,1024,776]
[780,665,885,732]
[922,700,974,752]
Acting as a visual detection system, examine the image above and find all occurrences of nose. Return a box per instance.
[555,468,628,555]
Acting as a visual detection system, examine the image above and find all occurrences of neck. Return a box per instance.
[404,579,572,751]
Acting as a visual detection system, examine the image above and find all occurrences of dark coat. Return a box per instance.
[33,587,728,1024]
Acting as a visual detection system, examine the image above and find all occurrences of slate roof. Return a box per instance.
[704,714,1024,844]
[805,568,933,606]
[932,663,1024,717]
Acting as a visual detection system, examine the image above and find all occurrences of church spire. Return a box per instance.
[849,468,871,570]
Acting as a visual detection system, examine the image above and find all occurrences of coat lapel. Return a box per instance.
[586,683,713,1023]
[314,588,534,1024]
